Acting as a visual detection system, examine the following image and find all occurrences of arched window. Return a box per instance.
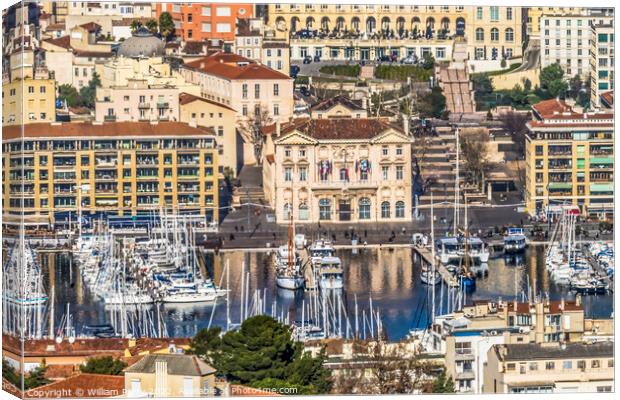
[396,17,405,34]
[426,17,435,30]
[290,17,300,32]
[366,17,376,33]
[505,28,514,42]
[299,202,309,220]
[321,16,330,31]
[359,197,371,220]
[352,17,360,32]
[319,199,331,220]
[490,27,499,41]
[381,201,391,219]
[306,17,315,29]
[339,168,349,182]
[440,17,450,31]
[336,17,345,31]
[275,17,287,32]
[475,28,484,41]
[395,201,405,218]
[381,17,391,31]
[283,203,292,220]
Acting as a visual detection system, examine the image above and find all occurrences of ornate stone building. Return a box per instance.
[264,117,413,224]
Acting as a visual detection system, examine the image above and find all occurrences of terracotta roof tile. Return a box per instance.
[43,35,71,49]
[600,90,613,107]
[3,122,215,141]
[183,52,291,80]
[24,373,124,398]
[311,95,365,112]
[79,22,102,32]
[179,92,235,111]
[531,98,571,117]
[269,118,404,140]
[182,41,206,55]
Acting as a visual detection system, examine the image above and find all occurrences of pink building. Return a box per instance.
[180,52,294,122]
[95,82,180,123]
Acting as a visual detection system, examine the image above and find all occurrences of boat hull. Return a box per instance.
[276,276,305,290]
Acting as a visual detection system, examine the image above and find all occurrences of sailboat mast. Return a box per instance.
[454,127,460,236]
[464,198,469,275]
[431,192,436,322]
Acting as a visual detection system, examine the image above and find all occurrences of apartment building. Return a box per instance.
[2,71,56,126]
[63,1,153,34]
[264,117,413,224]
[540,10,613,79]
[155,2,254,42]
[483,342,614,393]
[233,18,290,74]
[526,7,585,38]
[124,354,217,398]
[590,23,615,107]
[524,99,613,219]
[2,122,219,226]
[41,22,114,88]
[435,297,590,393]
[179,92,239,174]
[267,5,522,62]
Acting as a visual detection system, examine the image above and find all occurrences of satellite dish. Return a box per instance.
[68,336,76,344]
[55,336,63,344]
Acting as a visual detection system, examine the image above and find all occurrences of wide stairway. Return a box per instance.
[415,127,464,209]
[232,165,265,207]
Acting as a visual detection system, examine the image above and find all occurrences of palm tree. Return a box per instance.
[145,19,158,35]
[130,19,142,33]
[158,12,175,40]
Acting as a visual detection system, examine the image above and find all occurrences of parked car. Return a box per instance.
[378,55,391,63]
[290,65,301,78]
[402,56,417,64]
[299,86,310,96]
[303,56,312,64]
[313,55,321,62]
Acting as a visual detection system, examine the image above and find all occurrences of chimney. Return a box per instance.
[275,120,281,137]
[200,62,205,68]
[560,297,565,311]
[575,294,581,307]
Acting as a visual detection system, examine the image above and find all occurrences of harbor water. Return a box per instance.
[41,246,613,340]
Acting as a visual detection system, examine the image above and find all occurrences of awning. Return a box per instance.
[548,182,572,190]
[590,157,613,164]
[590,183,613,192]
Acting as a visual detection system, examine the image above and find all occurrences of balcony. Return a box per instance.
[138,102,151,109]
[104,114,116,122]
[156,102,169,109]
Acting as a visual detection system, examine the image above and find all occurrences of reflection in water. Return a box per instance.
[36,246,613,340]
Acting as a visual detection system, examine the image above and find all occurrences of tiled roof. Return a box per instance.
[112,17,150,27]
[43,35,71,49]
[600,90,613,107]
[124,354,215,376]
[183,52,291,80]
[270,118,404,140]
[503,300,583,313]
[2,334,128,357]
[73,50,113,57]
[24,374,124,398]
[496,342,613,362]
[3,122,215,141]
[311,95,365,112]
[182,40,206,55]
[531,98,571,117]
[179,92,235,111]
[78,22,102,32]
[125,337,191,357]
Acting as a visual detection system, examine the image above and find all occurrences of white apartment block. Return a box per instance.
[590,23,615,107]
[540,10,613,79]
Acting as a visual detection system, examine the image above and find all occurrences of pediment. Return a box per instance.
[274,130,318,145]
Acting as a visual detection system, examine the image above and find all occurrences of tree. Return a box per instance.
[499,111,529,157]
[158,11,175,39]
[333,341,434,394]
[189,316,331,394]
[471,73,493,100]
[539,63,567,98]
[508,84,528,106]
[58,84,81,107]
[568,74,590,108]
[3,358,22,388]
[145,19,158,35]
[431,370,455,393]
[421,53,435,70]
[24,363,51,389]
[130,19,142,33]
[523,78,532,92]
[416,87,446,119]
[78,72,101,109]
[240,105,273,165]
[80,356,127,376]
[459,128,491,190]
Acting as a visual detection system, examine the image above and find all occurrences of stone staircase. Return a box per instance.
[415,127,464,208]
[231,165,265,207]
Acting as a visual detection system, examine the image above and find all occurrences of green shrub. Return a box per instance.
[318,65,361,77]
[374,65,432,82]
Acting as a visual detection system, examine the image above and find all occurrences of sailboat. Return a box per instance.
[422,192,441,285]
[275,209,305,290]
[459,198,476,291]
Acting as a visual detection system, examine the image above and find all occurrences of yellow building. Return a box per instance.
[124,354,217,398]
[483,342,613,393]
[267,5,522,62]
[2,76,56,126]
[524,99,614,219]
[179,92,240,175]
[525,7,585,37]
[2,121,219,227]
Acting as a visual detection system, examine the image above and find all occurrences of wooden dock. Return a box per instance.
[413,245,459,287]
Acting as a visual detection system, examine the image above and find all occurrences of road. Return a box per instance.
[513,39,540,72]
